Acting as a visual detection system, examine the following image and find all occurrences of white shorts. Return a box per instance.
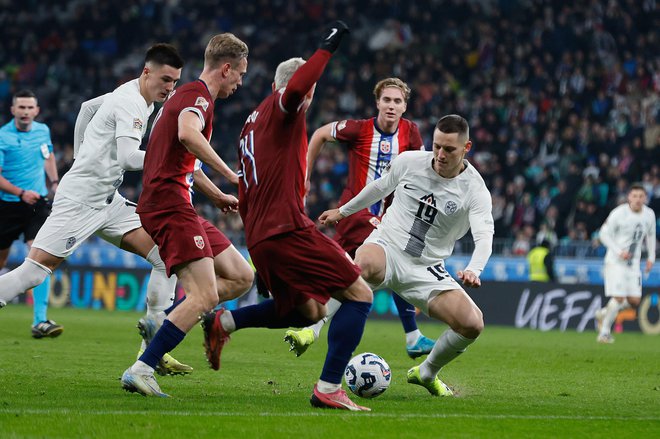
[364,231,462,315]
[603,262,642,297]
[32,193,142,258]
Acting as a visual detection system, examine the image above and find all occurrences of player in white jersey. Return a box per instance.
[0,44,191,374]
[594,184,656,344]
[320,115,494,397]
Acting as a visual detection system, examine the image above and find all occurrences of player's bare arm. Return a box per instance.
[192,168,238,213]
[178,111,239,185]
[306,123,335,194]
[0,169,41,204]
[44,153,59,193]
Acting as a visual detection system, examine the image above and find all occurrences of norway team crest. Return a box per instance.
[194,235,205,249]
[445,200,458,215]
[379,139,391,153]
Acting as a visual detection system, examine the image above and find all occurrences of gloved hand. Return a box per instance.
[319,20,350,53]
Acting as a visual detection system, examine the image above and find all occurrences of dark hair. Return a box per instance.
[629,183,646,193]
[436,114,469,137]
[145,43,184,69]
[13,89,37,103]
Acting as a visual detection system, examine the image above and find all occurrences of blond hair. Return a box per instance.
[273,57,306,90]
[373,77,411,101]
[204,33,249,69]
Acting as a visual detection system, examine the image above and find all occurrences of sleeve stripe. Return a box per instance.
[330,121,338,139]
[180,107,206,130]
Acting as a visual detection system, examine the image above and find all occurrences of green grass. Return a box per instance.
[1,305,659,438]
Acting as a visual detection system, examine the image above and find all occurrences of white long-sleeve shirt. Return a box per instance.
[340,151,494,275]
[599,203,656,267]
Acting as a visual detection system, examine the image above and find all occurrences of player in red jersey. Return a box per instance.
[284,77,436,359]
[120,33,254,397]
[203,21,373,411]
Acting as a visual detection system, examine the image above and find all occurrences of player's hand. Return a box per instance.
[620,250,632,261]
[215,193,239,213]
[228,172,239,186]
[20,189,41,205]
[319,20,349,53]
[319,208,345,225]
[458,270,481,288]
[645,260,654,273]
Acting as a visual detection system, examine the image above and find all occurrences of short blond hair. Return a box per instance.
[274,57,306,90]
[204,33,249,69]
[373,77,411,101]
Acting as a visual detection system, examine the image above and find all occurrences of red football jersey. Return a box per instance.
[138,80,215,213]
[332,117,423,216]
[238,49,331,249]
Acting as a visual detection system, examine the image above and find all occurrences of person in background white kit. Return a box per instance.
[595,183,656,344]
[320,114,494,396]
[0,44,193,375]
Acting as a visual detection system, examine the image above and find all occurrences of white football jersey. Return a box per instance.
[57,79,153,208]
[340,151,494,264]
[599,203,656,267]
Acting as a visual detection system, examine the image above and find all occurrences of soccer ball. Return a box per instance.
[344,352,391,398]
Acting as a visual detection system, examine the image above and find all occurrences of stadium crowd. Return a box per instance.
[1,0,658,256]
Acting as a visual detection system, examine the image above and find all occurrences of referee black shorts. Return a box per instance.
[0,197,51,250]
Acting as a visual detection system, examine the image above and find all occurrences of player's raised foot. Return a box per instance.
[137,317,159,345]
[201,308,231,371]
[121,368,169,397]
[594,308,605,332]
[597,334,615,344]
[310,384,371,411]
[31,320,64,339]
[284,328,315,357]
[406,335,435,359]
[407,366,453,396]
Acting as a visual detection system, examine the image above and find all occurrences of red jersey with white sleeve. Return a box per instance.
[332,117,423,217]
[138,80,215,213]
[238,49,332,249]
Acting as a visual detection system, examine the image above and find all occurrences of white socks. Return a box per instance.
[599,298,628,337]
[306,297,342,339]
[0,258,52,303]
[141,246,178,351]
[406,329,422,347]
[220,310,236,333]
[316,379,341,393]
[420,329,475,381]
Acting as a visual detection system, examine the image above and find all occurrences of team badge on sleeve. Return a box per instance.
[195,97,209,111]
[194,235,205,249]
[337,120,347,131]
[40,143,50,159]
[133,118,143,130]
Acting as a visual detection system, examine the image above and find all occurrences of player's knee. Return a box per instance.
[455,309,484,339]
[235,265,255,294]
[341,278,373,304]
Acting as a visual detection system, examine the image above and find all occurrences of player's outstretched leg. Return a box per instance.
[406,365,453,396]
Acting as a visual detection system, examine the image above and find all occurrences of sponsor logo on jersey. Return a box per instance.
[133,118,143,130]
[369,217,381,227]
[65,237,76,250]
[445,200,458,214]
[336,120,347,131]
[195,97,209,111]
[379,139,391,153]
[194,235,205,249]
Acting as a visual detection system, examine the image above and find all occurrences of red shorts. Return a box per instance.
[139,204,231,276]
[334,209,380,258]
[249,226,361,316]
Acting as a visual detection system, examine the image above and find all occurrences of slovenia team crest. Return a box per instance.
[445,200,458,215]
[194,235,205,249]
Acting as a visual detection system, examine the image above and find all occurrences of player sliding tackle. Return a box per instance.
[320,115,494,396]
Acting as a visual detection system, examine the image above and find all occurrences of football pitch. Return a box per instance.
[1,305,658,438]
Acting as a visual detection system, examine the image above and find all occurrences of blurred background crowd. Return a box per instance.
[1,0,658,257]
